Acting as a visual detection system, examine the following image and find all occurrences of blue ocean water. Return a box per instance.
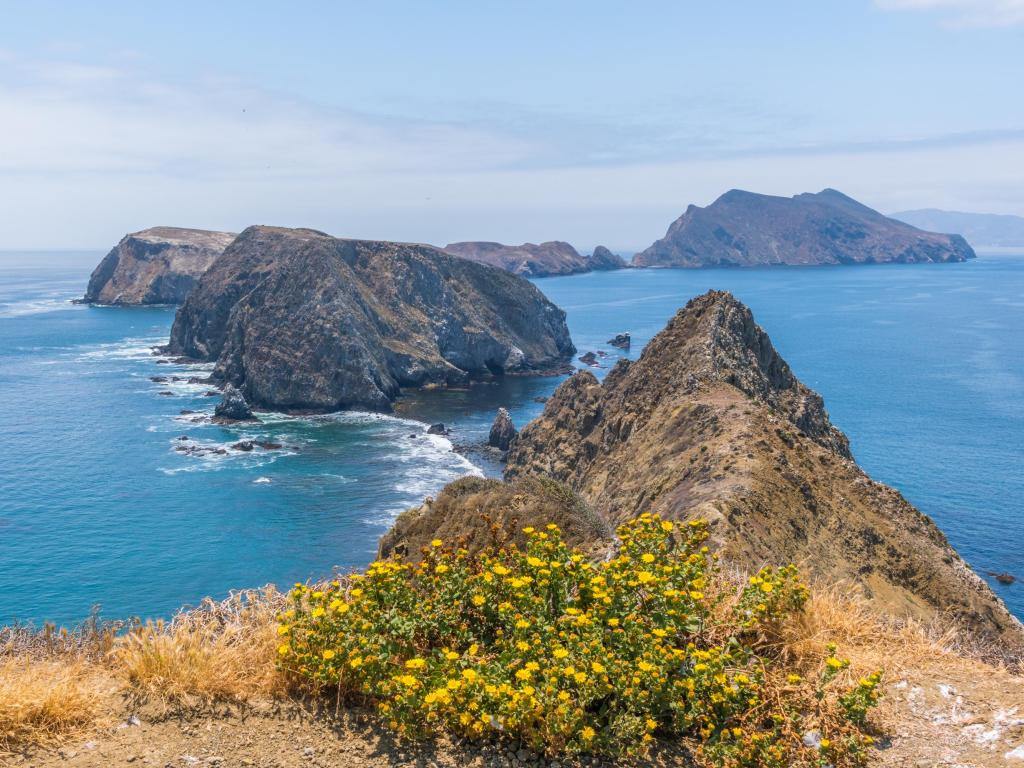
[1,253,1022,625]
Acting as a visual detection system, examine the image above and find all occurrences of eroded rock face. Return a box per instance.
[487,407,517,452]
[168,226,576,412]
[83,227,236,305]
[443,241,594,277]
[634,188,976,267]
[505,290,1023,649]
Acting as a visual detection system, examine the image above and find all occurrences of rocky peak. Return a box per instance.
[586,246,627,271]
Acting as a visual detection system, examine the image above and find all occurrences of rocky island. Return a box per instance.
[442,240,624,277]
[167,226,576,412]
[82,226,236,305]
[634,188,976,267]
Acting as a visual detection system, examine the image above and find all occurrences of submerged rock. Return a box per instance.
[82,227,236,305]
[167,226,575,412]
[213,384,254,422]
[487,408,517,452]
[578,352,600,367]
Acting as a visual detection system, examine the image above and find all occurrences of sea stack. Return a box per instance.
[587,246,628,271]
[83,227,237,305]
[503,290,1023,648]
[487,407,517,452]
[634,188,976,267]
[167,226,576,412]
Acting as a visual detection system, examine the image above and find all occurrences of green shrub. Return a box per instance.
[278,514,880,765]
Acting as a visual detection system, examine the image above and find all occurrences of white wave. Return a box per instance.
[0,295,82,318]
[72,336,165,362]
[159,436,297,475]
[254,477,271,484]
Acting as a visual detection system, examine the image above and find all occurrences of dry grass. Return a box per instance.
[113,588,288,709]
[0,658,110,753]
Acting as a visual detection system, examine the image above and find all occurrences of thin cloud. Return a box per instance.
[875,0,1024,27]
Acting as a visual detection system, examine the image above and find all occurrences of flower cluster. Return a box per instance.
[278,514,880,764]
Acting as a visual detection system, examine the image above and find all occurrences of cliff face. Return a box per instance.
[634,189,977,267]
[167,226,575,412]
[505,290,1023,648]
[83,227,236,304]
[443,240,622,277]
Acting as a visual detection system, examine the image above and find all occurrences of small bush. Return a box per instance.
[279,514,880,765]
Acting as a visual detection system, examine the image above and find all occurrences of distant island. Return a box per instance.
[82,227,236,305]
[634,188,976,267]
[443,240,626,277]
[891,208,1024,248]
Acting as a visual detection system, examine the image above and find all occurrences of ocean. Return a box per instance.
[1,252,1022,625]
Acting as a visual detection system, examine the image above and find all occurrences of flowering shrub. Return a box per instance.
[278,514,880,765]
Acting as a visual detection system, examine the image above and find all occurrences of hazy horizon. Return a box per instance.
[2,0,1023,252]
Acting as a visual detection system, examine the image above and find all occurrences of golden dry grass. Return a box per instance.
[0,658,110,753]
[113,588,287,709]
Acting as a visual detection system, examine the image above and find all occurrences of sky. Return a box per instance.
[1,0,1022,252]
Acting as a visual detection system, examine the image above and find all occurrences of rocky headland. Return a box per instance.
[166,226,575,412]
[389,290,1022,650]
[82,227,236,305]
[442,240,624,277]
[634,188,977,267]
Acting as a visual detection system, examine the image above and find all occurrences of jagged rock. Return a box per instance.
[504,290,1023,649]
[633,188,976,267]
[231,441,255,451]
[587,245,627,271]
[607,333,631,349]
[168,227,575,412]
[989,571,1016,585]
[427,423,448,435]
[82,227,236,305]
[488,408,517,452]
[213,385,254,422]
[578,352,600,367]
[256,441,283,450]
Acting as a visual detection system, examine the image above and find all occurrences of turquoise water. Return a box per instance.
[1,254,1022,625]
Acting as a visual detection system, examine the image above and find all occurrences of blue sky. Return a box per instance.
[1,0,1022,250]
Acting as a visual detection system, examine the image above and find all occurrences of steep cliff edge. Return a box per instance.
[504,290,1023,649]
[634,189,976,267]
[167,226,575,412]
[443,240,624,277]
[82,227,236,304]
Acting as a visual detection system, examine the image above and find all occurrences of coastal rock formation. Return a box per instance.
[504,290,1023,648]
[378,476,612,560]
[487,407,517,451]
[588,245,628,271]
[83,227,236,305]
[634,189,976,267]
[213,384,254,422]
[167,226,575,412]
[443,240,623,277]
[607,332,631,349]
